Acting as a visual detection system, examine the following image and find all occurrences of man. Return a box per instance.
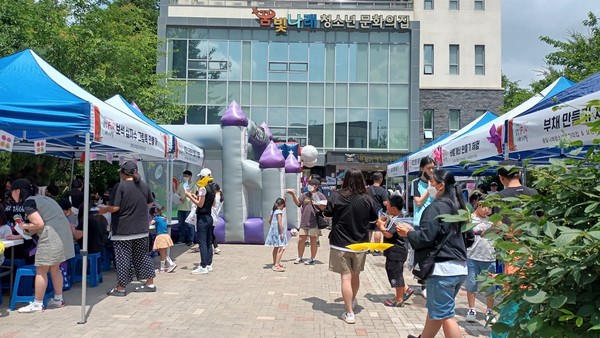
[176,170,195,246]
[45,184,59,199]
[493,162,538,226]
[488,181,499,195]
[287,178,327,265]
[186,168,216,274]
[367,172,389,256]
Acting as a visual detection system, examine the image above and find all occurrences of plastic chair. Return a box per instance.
[101,247,114,272]
[9,265,54,311]
[70,252,103,288]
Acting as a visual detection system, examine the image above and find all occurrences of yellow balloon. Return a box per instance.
[345,242,394,252]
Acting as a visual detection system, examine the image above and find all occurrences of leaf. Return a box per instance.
[543,221,558,238]
[550,295,568,309]
[588,231,600,241]
[526,315,544,334]
[585,202,599,213]
[577,316,584,327]
[589,324,600,331]
[578,304,595,317]
[495,241,523,252]
[491,321,511,334]
[555,232,580,247]
[523,289,548,304]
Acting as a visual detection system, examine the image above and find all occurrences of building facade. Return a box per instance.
[157,0,502,177]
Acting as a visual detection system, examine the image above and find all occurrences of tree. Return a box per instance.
[538,11,600,83]
[500,74,533,115]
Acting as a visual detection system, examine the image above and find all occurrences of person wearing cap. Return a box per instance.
[488,181,499,195]
[185,167,217,274]
[11,178,75,313]
[98,161,157,296]
[176,170,195,246]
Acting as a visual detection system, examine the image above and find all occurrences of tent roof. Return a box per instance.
[0,49,169,160]
[520,75,594,117]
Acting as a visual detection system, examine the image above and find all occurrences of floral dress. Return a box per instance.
[264,210,287,247]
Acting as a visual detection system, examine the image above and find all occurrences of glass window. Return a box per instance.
[242,41,252,80]
[449,44,460,75]
[269,62,288,72]
[269,83,287,106]
[211,29,228,40]
[228,41,241,80]
[289,42,308,62]
[251,41,268,81]
[187,80,206,104]
[423,44,434,75]
[335,44,349,82]
[325,44,335,82]
[369,84,388,108]
[424,0,434,9]
[349,84,368,107]
[475,109,487,116]
[250,106,267,124]
[169,80,186,104]
[188,28,207,39]
[270,127,286,142]
[309,83,324,107]
[325,84,334,107]
[241,81,251,106]
[252,82,267,105]
[369,44,389,82]
[369,109,387,149]
[349,109,367,149]
[268,107,287,126]
[289,63,308,72]
[167,26,188,39]
[423,109,433,139]
[288,108,307,127]
[335,84,348,107]
[324,108,334,148]
[475,45,485,75]
[390,44,410,83]
[389,84,409,108]
[348,43,368,82]
[188,40,208,60]
[288,127,307,137]
[449,109,460,131]
[449,0,459,10]
[389,109,409,150]
[474,0,484,10]
[207,105,224,124]
[309,43,325,81]
[308,108,324,147]
[289,83,307,107]
[169,40,187,79]
[269,42,288,61]
[207,81,227,105]
[335,109,348,148]
[228,82,240,103]
[187,105,206,124]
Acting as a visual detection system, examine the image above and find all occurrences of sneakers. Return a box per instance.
[304,258,315,265]
[206,265,214,272]
[166,262,177,273]
[294,258,304,264]
[466,308,477,322]
[47,297,65,308]
[214,247,221,254]
[191,266,209,274]
[342,312,356,324]
[485,310,497,326]
[18,302,44,313]
[421,288,427,299]
[403,287,414,302]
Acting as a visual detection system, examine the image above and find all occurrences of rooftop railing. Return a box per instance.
[168,0,413,10]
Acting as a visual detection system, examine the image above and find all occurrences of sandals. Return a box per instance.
[107,288,127,297]
[134,285,157,293]
[272,265,286,272]
[403,287,414,301]
[384,299,404,307]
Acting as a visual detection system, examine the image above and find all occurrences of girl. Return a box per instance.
[264,198,287,272]
[150,206,176,273]
[211,184,224,254]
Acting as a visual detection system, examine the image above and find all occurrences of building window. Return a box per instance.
[449,0,459,10]
[449,109,460,131]
[475,109,486,117]
[424,0,434,9]
[449,44,460,75]
[474,0,484,10]
[423,109,434,139]
[423,45,434,75]
[475,45,485,75]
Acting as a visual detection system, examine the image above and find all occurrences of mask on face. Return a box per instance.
[426,185,438,199]
[307,185,315,193]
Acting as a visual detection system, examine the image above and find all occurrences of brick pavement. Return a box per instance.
[0,231,492,337]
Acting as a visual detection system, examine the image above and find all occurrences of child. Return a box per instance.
[264,198,287,272]
[379,195,413,307]
[150,206,176,273]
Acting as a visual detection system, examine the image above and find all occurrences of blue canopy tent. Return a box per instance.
[440,77,575,175]
[0,49,172,323]
[387,132,452,178]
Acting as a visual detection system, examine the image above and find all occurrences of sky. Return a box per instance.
[502,0,600,87]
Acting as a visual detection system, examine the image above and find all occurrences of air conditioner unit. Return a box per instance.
[424,130,433,139]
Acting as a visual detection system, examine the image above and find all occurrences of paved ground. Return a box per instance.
[0,231,492,337]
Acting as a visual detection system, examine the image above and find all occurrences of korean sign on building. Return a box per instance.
[252,8,410,34]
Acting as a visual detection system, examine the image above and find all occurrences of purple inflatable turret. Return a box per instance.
[220,100,248,127]
[285,152,302,173]
[259,141,285,169]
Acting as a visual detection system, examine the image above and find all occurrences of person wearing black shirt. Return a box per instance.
[367,172,389,256]
[185,168,216,275]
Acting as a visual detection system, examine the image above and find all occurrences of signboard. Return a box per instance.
[387,160,406,178]
[252,8,410,34]
[175,138,205,166]
[327,151,405,164]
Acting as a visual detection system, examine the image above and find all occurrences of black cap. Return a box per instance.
[120,161,138,175]
[11,178,32,192]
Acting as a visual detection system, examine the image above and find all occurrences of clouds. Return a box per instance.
[502,0,600,86]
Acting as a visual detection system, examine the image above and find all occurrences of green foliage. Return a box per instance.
[500,74,533,115]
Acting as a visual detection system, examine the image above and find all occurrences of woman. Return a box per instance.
[396,170,468,338]
[412,156,436,227]
[211,184,223,254]
[98,161,156,296]
[324,168,379,325]
[11,178,75,313]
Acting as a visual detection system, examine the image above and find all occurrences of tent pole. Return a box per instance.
[78,133,91,325]
[166,155,173,258]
